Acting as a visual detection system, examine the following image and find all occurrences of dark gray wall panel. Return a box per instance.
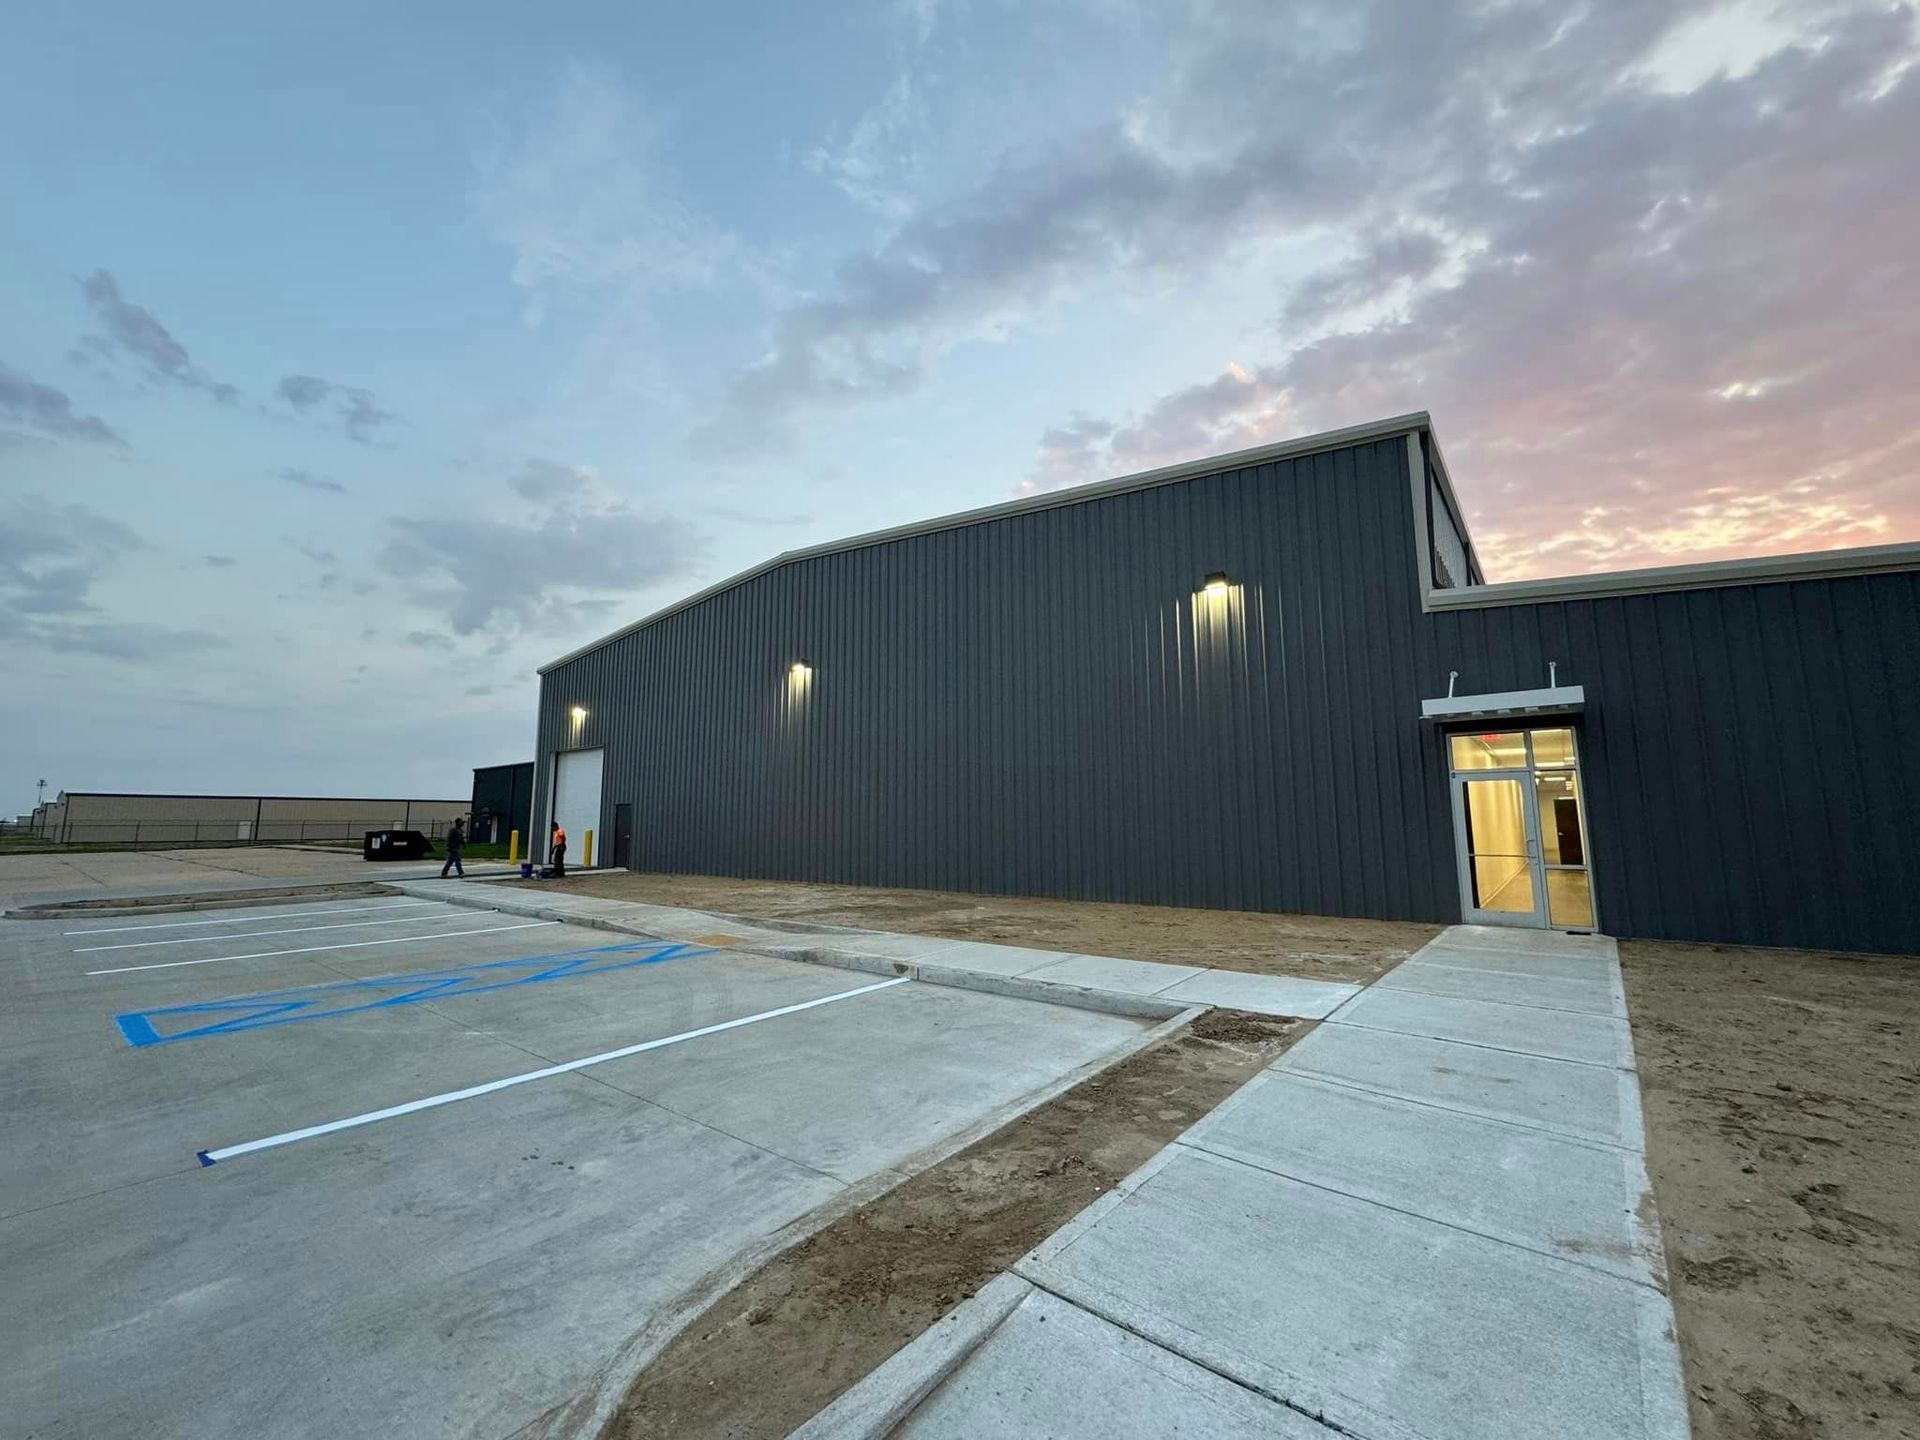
[1422,570,1920,954]
[535,432,1920,955]
[535,437,1456,924]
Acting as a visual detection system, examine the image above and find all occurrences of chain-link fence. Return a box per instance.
[0,818,462,852]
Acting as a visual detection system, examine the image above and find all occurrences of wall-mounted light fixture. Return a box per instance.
[569,705,588,722]
[789,660,812,679]
[1202,572,1231,595]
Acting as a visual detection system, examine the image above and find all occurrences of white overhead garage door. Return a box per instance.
[551,748,604,868]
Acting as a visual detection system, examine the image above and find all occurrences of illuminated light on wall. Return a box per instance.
[570,705,588,722]
[1194,572,1242,624]
[783,660,814,723]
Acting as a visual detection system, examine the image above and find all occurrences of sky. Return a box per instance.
[3,0,1917,814]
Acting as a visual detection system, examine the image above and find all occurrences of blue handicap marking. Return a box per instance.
[114,938,709,1049]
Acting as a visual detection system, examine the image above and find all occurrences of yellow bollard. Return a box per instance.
[508,829,519,865]
[583,829,595,868]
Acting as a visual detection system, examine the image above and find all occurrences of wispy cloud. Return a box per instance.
[380,457,705,635]
[276,466,349,495]
[73,269,238,402]
[0,496,224,661]
[474,64,750,327]
[0,362,126,446]
[275,375,399,445]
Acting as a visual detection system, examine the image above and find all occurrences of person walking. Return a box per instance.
[440,817,466,879]
[549,819,567,878]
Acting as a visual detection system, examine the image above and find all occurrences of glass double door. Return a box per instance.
[1448,727,1596,930]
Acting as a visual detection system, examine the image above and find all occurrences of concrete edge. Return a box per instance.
[397,884,1198,1025]
[4,881,402,920]
[902,959,1193,1022]
[787,1274,1036,1440]
[546,1002,1208,1440]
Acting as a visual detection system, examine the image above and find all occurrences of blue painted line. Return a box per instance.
[197,1150,216,1167]
[114,938,709,1049]
[115,1011,163,1048]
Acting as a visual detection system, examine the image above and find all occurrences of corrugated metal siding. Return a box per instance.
[536,432,1920,954]
[1423,570,1920,953]
[535,436,1455,923]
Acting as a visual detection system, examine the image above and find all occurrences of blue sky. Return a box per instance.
[4,0,1918,812]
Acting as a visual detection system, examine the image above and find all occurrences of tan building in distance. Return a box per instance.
[29,792,467,846]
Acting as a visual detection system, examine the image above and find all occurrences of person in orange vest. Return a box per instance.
[549,819,567,879]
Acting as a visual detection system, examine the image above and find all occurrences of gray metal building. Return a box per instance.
[531,413,1920,955]
[469,763,535,845]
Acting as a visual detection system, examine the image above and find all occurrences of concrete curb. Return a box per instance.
[788,1274,1036,1440]
[532,1003,1205,1440]
[4,881,402,920]
[4,869,522,921]
[393,883,1199,1025]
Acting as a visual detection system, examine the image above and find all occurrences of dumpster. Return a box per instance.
[363,829,433,861]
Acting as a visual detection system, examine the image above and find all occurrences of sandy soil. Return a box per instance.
[599,1009,1307,1440]
[1622,939,1920,1440]
[550,872,1438,984]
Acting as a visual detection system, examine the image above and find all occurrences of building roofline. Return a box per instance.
[540,411,1436,674]
[55,791,468,804]
[1424,539,1920,610]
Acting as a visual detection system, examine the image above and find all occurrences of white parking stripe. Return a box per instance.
[198,976,912,1164]
[64,901,446,936]
[85,922,558,977]
[75,910,481,954]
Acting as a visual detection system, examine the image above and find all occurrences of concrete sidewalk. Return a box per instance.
[390,879,1362,1021]
[797,925,1689,1440]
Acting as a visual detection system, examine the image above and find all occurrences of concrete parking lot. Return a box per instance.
[0,895,1151,1439]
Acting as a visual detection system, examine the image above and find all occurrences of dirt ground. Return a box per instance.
[601,1009,1307,1440]
[552,872,1438,984]
[1622,940,1920,1440]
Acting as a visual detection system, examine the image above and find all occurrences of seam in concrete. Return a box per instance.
[1374,974,1624,1018]
[1170,1133,1665,1293]
[1224,1067,1638,1156]
[1320,1016,1634,1072]
[0,1162,206,1227]
[1277,1051,1644,1152]
[1012,1272,1371,1439]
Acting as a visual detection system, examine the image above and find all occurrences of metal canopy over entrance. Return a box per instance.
[1421,684,1586,724]
[1445,726,1597,931]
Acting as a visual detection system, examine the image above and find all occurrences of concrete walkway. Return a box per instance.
[797,925,1690,1440]
[389,879,1363,1021]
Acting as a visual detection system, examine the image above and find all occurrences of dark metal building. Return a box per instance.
[531,413,1920,955]
[469,763,534,845]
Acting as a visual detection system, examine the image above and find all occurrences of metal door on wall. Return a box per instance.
[612,803,633,870]
[1447,727,1597,931]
